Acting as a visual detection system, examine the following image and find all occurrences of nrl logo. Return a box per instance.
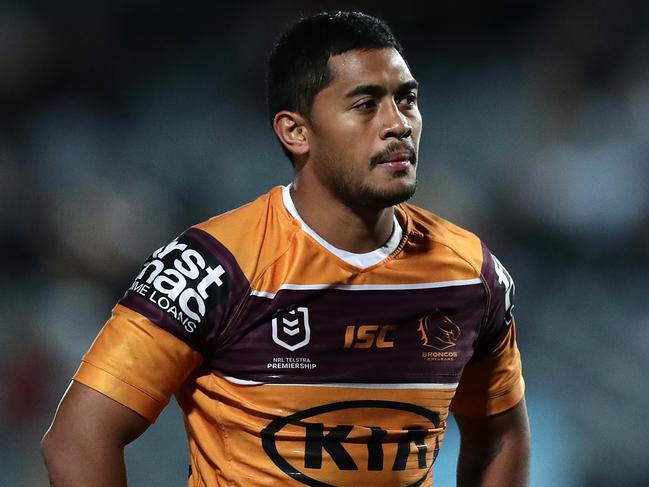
[417,311,461,351]
[272,307,311,351]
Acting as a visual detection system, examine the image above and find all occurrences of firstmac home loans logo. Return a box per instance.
[125,234,228,334]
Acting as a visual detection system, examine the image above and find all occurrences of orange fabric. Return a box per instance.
[179,376,456,487]
[73,304,202,422]
[195,187,485,292]
[72,186,524,486]
[449,322,525,417]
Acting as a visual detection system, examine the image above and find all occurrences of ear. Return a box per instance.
[273,111,310,157]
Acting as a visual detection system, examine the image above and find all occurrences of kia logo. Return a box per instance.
[261,400,441,486]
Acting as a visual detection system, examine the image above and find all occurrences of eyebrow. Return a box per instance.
[345,79,419,99]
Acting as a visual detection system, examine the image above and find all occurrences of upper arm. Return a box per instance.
[41,381,151,485]
[454,399,531,487]
[451,248,524,416]
[455,398,530,443]
[69,228,245,423]
[44,380,150,449]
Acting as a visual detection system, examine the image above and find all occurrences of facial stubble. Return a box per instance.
[329,154,418,210]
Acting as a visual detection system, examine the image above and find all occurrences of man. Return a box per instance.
[42,11,530,486]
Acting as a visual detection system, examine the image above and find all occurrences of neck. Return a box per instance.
[289,179,395,254]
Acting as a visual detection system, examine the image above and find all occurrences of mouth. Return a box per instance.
[372,147,416,171]
[379,160,411,171]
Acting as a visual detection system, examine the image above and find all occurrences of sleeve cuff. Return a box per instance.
[451,375,525,417]
[73,360,168,423]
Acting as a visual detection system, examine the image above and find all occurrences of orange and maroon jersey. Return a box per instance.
[73,185,524,486]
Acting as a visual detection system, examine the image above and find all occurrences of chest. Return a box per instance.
[209,282,486,384]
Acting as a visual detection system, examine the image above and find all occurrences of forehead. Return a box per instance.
[326,48,415,91]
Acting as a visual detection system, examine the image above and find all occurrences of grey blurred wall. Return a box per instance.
[1,1,648,485]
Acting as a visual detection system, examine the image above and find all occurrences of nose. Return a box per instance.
[380,101,412,140]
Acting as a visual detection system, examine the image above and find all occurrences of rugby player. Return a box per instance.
[42,11,530,486]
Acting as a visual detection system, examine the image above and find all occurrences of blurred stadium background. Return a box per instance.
[1,0,648,485]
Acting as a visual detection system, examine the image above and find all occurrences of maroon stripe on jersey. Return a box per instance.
[209,283,487,384]
[186,228,252,353]
[474,242,514,359]
[480,242,497,309]
[184,227,245,285]
[119,228,250,354]
[120,292,202,346]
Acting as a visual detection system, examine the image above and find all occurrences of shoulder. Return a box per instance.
[194,187,276,238]
[117,186,295,348]
[399,203,516,330]
[189,186,297,280]
[399,202,486,277]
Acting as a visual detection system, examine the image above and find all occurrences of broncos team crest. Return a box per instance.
[272,307,311,351]
[417,311,461,351]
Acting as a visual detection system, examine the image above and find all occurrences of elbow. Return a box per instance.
[41,427,71,479]
[41,428,59,473]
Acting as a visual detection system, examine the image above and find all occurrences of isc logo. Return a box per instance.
[344,325,396,349]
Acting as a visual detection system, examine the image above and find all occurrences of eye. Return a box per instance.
[354,99,378,112]
[399,92,418,107]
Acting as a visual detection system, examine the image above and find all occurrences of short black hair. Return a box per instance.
[267,11,404,160]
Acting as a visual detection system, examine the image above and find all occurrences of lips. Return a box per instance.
[370,144,417,169]
[378,150,414,164]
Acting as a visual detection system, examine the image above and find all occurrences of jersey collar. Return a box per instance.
[282,184,403,270]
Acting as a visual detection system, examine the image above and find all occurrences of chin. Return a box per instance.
[355,179,417,209]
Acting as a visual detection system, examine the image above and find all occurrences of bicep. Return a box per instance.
[46,380,150,448]
[42,381,151,485]
[454,399,530,486]
[455,397,529,442]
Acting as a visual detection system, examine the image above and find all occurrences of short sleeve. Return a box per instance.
[73,305,202,422]
[73,227,249,421]
[450,247,524,417]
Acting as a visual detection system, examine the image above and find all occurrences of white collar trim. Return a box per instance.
[282,184,403,269]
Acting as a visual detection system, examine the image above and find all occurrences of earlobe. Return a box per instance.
[273,111,310,156]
